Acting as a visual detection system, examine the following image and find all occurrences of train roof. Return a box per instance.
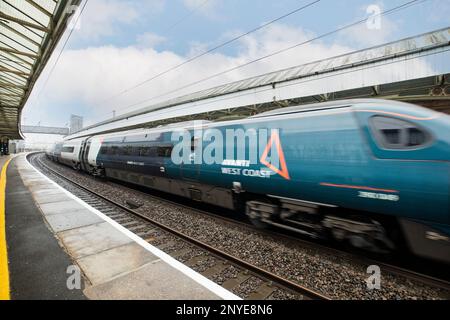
[250,99,415,119]
[63,99,441,142]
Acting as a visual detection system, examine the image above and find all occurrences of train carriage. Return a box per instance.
[59,139,84,169]
[49,99,450,263]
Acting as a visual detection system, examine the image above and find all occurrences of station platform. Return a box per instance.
[0,154,239,300]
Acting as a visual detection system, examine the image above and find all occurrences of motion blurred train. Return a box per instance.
[46,99,450,263]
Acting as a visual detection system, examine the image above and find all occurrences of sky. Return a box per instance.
[22,0,450,128]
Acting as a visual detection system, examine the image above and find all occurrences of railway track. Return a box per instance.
[30,153,330,300]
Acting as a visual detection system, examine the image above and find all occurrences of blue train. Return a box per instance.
[47,99,450,263]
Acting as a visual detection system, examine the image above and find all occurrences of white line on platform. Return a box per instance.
[25,154,241,300]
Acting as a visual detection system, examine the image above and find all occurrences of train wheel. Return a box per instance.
[249,217,269,229]
[323,214,396,253]
[245,200,272,229]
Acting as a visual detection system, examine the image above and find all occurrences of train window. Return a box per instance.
[62,146,74,153]
[157,146,173,158]
[407,127,427,146]
[370,116,431,149]
[130,146,141,156]
[140,146,157,157]
[381,129,401,144]
[140,147,149,157]
[120,146,133,156]
[110,146,118,155]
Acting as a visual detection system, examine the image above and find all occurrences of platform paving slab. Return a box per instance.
[84,260,221,300]
[28,184,61,193]
[32,188,66,197]
[58,222,134,259]
[23,177,47,182]
[25,181,54,189]
[38,199,90,216]
[33,192,71,204]
[44,209,104,233]
[20,174,46,181]
[77,242,159,285]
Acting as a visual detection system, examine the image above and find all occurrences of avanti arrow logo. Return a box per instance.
[260,130,290,180]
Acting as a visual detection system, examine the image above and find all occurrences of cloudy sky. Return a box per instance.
[22,0,450,128]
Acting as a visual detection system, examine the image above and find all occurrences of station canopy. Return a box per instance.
[0,0,80,140]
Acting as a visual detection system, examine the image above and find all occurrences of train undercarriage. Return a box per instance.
[245,197,398,253]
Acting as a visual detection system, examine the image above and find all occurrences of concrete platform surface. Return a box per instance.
[4,154,239,300]
[5,156,86,300]
[84,260,221,300]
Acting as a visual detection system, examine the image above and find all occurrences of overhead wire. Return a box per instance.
[107,0,426,119]
[92,0,322,109]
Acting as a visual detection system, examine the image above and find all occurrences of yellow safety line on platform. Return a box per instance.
[0,159,12,300]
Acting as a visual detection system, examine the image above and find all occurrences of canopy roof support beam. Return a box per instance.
[24,0,53,18]
[0,46,38,59]
[0,21,41,48]
[0,12,50,33]
[0,82,26,90]
[0,66,29,78]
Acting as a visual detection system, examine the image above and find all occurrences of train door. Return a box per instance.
[80,137,92,172]
[180,134,201,181]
